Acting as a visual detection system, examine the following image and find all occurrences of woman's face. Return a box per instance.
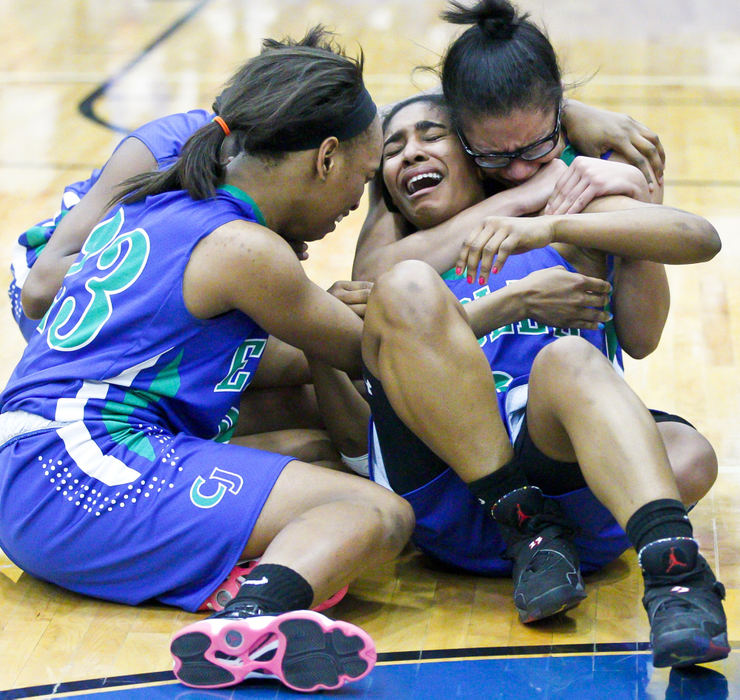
[382,101,485,230]
[306,116,383,240]
[458,105,565,189]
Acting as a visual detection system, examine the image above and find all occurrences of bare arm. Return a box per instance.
[463,266,612,339]
[611,258,670,358]
[544,156,653,215]
[563,99,666,190]
[249,336,311,388]
[306,355,370,458]
[582,165,668,358]
[22,137,158,319]
[352,163,562,282]
[458,196,721,282]
[185,221,364,375]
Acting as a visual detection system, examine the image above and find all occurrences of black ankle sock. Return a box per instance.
[625,499,693,553]
[468,458,529,508]
[231,564,313,613]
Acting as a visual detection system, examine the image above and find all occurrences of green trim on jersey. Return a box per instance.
[217,185,267,226]
[213,406,240,443]
[102,351,184,461]
[441,267,462,281]
[559,143,578,166]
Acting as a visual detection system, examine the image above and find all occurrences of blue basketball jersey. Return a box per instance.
[3,184,268,445]
[10,110,212,339]
[15,110,211,266]
[442,247,621,440]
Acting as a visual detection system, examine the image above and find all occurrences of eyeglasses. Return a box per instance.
[456,103,562,169]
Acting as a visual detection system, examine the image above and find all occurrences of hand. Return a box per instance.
[544,156,651,214]
[456,216,556,285]
[287,240,309,261]
[517,266,612,330]
[562,100,665,191]
[327,280,373,318]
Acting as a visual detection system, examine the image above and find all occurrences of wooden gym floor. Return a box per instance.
[0,1,739,697]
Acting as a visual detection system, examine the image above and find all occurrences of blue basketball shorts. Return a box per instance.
[0,417,293,611]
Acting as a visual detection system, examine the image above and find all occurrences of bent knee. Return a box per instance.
[366,260,456,334]
[661,422,718,504]
[361,486,415,554]
[532,336,611,381]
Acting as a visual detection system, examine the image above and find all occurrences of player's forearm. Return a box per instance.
[612,260,669,358]
[307,357,370,457]
[355,188,534,282]
[463,284,526,339]
[551,205,720,264]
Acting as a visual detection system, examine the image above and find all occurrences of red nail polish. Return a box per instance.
[467,274,473,284]
[455,267,462,275]
[478,276,485,285]
[492,266,498,274]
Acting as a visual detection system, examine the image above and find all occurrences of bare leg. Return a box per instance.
[362,260,513,481]
[231,429,343,469]
[525,335,680,527]
[240,461,414,607]
[659,421,718,506]
[171,461,412,692]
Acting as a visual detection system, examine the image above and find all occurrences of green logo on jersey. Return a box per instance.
[44,209,150,351]
[190,468,244,509]
[215,338,267,392]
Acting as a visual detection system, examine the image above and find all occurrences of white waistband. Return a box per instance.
[0,410,66,446]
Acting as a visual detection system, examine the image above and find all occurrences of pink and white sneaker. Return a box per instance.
[198,560,349,613]
[171,606,376,691]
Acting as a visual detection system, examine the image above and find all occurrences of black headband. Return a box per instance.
[279,86,377,151]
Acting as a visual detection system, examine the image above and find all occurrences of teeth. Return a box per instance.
[406,172,442,194]
[408,172,442,186]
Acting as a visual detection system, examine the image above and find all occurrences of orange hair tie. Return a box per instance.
[212,116,231,136]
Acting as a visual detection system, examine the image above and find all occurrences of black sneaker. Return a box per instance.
[492,486,586,623]
[640,537,730,668]
[170,600,376,691]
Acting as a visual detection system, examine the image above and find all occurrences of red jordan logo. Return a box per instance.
[516,504,531,527]
[666,547,688,574]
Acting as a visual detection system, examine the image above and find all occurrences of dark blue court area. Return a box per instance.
[2,645,736,699]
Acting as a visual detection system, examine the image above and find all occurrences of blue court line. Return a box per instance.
[2,643,736,699]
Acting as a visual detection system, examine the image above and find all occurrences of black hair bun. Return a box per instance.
[442,0,519,38]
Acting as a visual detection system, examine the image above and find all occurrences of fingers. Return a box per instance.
[634,126,666,181]
[546,171,591,215]
[290,241,309,260]
[455,223,505,285]
[326,280,373,310]
[347,303,368,318]
[613,139,659,189]
[567,308,612,330]
[578,273,612,296]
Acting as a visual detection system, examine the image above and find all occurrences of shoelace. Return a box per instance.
[211,600,268,619]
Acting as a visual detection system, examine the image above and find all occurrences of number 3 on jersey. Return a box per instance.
[41,208,151,351]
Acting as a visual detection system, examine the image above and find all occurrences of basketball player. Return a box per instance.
[0,28,415,692]
[359,7,728,669]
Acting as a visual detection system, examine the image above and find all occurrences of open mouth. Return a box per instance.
[404,170,443,196]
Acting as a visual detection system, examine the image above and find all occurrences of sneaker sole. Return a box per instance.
[516,584,587,624]
[652,628,731,668]
[171,610,375,691]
